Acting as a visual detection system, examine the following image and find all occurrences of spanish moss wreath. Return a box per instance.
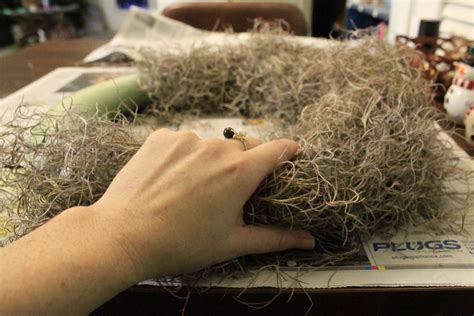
[0,29,471,275]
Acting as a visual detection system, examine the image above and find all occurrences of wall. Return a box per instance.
[388,0,474,42]
[95,0,158,32]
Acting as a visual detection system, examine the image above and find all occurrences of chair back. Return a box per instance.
[162,2,307,35]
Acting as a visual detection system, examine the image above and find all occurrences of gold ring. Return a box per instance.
[223,127,247,150]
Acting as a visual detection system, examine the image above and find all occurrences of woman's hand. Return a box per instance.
[0,129,314,314]
[95,129,314,281]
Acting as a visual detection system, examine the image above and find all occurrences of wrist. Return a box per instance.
[84,203,145,285]
[90,200,186,280]
[0,205,142,314]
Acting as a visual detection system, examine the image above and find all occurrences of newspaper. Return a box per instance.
[84,7,208,63]
[83,6,328,63]
[0,67,473,289]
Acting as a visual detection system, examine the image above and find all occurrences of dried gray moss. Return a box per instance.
[1,32,470,269]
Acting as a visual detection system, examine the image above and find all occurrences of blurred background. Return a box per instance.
[0,0,472,50]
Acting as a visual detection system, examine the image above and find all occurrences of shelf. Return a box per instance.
[1,4,79,18]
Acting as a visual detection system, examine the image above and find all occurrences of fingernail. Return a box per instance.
[299,233,315,250]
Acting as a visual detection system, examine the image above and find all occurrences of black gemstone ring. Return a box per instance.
[223,127,247,150]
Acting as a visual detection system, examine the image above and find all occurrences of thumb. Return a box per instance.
[235,226,315,256]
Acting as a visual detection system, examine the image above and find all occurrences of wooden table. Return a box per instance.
[0,37,107,98]
[92,286,473,315]
[0,38,472,315]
